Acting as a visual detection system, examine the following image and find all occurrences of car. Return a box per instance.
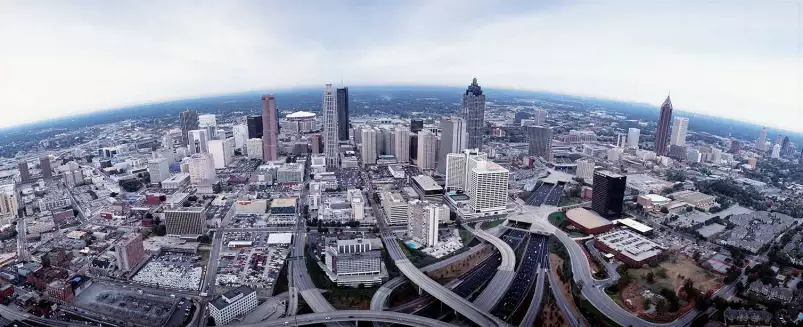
[325,317,331,320]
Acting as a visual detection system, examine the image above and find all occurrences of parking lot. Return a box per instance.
[132,252,203,291]
[335,168,364,189]
[72,282,180,327]
[215,232,291,295]
[230,213,268,229]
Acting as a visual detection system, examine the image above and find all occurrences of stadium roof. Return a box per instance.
[286,111,316,119]
[565,208,612,230]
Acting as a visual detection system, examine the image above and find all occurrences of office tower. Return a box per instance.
[188,153,216,184]
[232,124,247,149]
[40,156,52,179]
[729,140,742,154]
[712,148,723,164]
[445,149,487,192]
[353,126,362,145]
[147,157,170,184]
[654,95,673,155]
[462,78,486,149]
[114,233,145,271]
[757,127,767,151]
[437,117,468,174]
[187,129,210,154]
[417,130,436,170]
[394,128,411,164]
[772,144,782,158]
[337,87,350,141]
[407,200,442,247]
[627,128,641,149]
[514,111,531,125]
[380,127,393,156]
[528,126,553,161]
[164,207,206,235]
[208,287,258,326]
[323,85,339,170]
[616,134,627,148]
[310,134,322,154]
[247,115,263,139]
[670,117,689,146]
[198,114,217,138]
[261,95,278,162]
[381,192,409,225]
[776,134,783,145]
[246,139,263,160]
[361,128,377,164]
[533,109,548,126]
[0,184,18,217]
[591,170,627,218]
[466,159,509,214]
[18,161,30,182]
[208,138,235,169]
[410,119,424,133]
[575,159,595,181]
[781,136,791,155]
[686,148,701,163]
[410,134,418,160]
[179,110,200,146]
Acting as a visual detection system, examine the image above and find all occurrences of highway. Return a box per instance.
[546,264,586,327]
[519,266,547,327]
[370,276,408,311]
[491,235,548,322]
[237,310,459,327]
[462,225,516,312]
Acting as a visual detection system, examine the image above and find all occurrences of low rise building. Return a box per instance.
[380,192,408,225]
[565,208,613,234]
[161,173,190,190]
[163,207,206,236]
[668,190,717,210]
[594,229,665,266]
[208,286,258,325]
[747,280,793,302]
[269,198,297,225]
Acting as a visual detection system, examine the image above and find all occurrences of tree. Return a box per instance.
[646,272,655,283]
[655,298,667,316]
[197,235,212,244]
[686,206,694,212]
[153,224,167,236]
[660,207,669,214]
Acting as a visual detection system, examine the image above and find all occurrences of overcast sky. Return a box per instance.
[1,1,801,131]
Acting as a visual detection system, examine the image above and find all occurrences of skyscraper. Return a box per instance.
[462,78,486,149]
[591,170,627,218]
[179,110,200,146]
[417,130,436,170]
[198,114,217,138]
[781,136,790,155]
[261,95,278,162]
[670,117,689,146]
[407,200,443,247]
[247,115,263,139]
[188,153,216,184]
[757,127,767,151]
[528,126,553,161]
[361,128,377,165]
[466,159,509,214]
[654,96,673,155]
[437,117,467,174]
[394,128,411,164]
[410,119,424,133]
[323,85,339,170]
[513,111,531,126]
[445,149,487,192]
[533,109,548,126]
[17,161,30,183]
[336,87,350,141]
[40,156,52,179]
[627,128,640,149]
[187,129,209,154]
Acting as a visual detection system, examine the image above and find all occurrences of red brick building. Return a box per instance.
[26,267,68,291]
[46,280,73,302]
[565,208,614,234]
[115,233,145,271]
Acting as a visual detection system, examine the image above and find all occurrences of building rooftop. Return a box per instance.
[566,208,613,230]
[272,198,297,207]
[613,218,653,233]
[597,170,624,178]
[286,111,316,120]
[596,229,665,262]
[412,175,443,192]
[211,286,255,310]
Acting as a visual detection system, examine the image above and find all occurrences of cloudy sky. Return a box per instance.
[1,1,801,131]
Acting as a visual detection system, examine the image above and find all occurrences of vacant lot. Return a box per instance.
[629,255,721,294]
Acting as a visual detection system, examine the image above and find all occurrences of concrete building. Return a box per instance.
[231,124,247,149]
[380,192,408,225]
[164,207,206,235]
[114,233,145,272]
[533,109,547,126]
[654,96,673,155]
[0,184,18,217]
[407,199,443,247]
[771,144,781,158]
[528,125,553,161]
[437,117,468,174]
[594,229,665,266]
[627,128,640,149]
[565,208,614,234]
[394,128,411,164]
[245,138,263,160]
[466,159,509,214]
[417,130,436,170]
[322,85,339,170]
[445,149,487,192]
[670,116,689,146]
[276,164,304,183]
[187,129,210,154]
[757,127,767,152]
[18,161,30,183]
[591,170,626,218]
[411,175,444,203]
[40,156,52,179]
[162,173,190,190]
[462,78,486,149]
[361,128,377,165]
[208,138,235,169]
[209,286,258,325]
[188,153,216,184]
[198,114,217,138]
[575,159,595,182]
[668,190,716,209]
[179,110,199,146]
[261,95,279,161]
[147,157,170,184]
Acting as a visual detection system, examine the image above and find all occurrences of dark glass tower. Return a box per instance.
[410,119,424,133]
[462,78,486,149]
[179,110,199,146]
[654,96,673,155]
[591,170,627,218]
[247,115,263,139]
[336,87,349,141]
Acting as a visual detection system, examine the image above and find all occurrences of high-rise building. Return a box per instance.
[40,156,52,179]
[380,192,408,225]
[323,85,339,170]
[18,161,30,183]
[514,111,531,125]
[310,134,322,154]
[380,127,393,156]
[164,207,206,235]
[198,114,217,138]
[729,140,742,154]
[776,134,783,145]
[232,124,247,149]
[670,117,689,146]
[462,78,486,149]
[261,95,278,162]
[394,128,410,164]
[361,128,377,165]
[0,184,18,217]
[528,126,553,161]
[772,144,782,158]
[417,130,436,170]
[208,286,258,326]
[757,127,767,151]
[188,129,210,154]
[337,87,350,141]
[533,109,548,126]
[437,117,468,174]
[410,119,424,133]
[188,153,216,184]
[654,96,673,155]
[410,134,418,160]
[445,149,487,192]
[407,200,443,247]
[179,110,200,146]
[208,138,235,169]
[627,128,641,149]
[591,170,627,218]
[466,159,509,214]
[247,115,263,139]
[781,136,791,155]
[147,157,170,184]
[575,159,595,182]
[246,138,263,160]
[115,233,145,271]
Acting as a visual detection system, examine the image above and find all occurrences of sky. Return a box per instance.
[1,1,801,131]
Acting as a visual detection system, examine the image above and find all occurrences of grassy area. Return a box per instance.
[459,228,475,245]
[480,219,504,230]
[548,211,568,228]
[304,249,335,289]
[575,296,624,327]
[396,240,438,268]
[198,248,211,267]
[323,287,379,310]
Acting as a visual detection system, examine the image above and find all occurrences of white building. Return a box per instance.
[246,138,263,160]
[380,192,408,225]
[466,159,509,214]
[322,84,339,170]
[533,109,548,126]
[417,130,436,170]
[208,286,258,325]
[0,184,18,217]
[232,124,247,149]
[361,128,377,165]
[277,164,304,183]
[187,129,210,154]
[394,128,410,164]
[771,144,781,158]
[407,199,443,247]
[352,198,365,220]
[198,114,217,138]
[670,117,689,146]
[575,159,595,182]
[188,153,216,184]
[687,148,702,163]
[147,157,170,184]
[445,149,487,192]
[627,128,640,149]
[208,138,235,169]
[162,173,190,189]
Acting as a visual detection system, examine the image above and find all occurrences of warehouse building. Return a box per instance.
[594,229,665,266]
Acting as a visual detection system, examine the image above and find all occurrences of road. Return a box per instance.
[235,310,457,327]
[462,225,516,312]
[546,265,586,327]
[519,266,547,327]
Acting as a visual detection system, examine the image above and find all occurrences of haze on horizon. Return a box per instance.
[1,1,800,131]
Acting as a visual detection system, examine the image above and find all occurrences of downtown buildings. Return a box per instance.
[416,130,436,170]
[179,110,200,146]
[261,95,278,162]
[654,95,674,155]
[361,128,377,165]
[462,78,486,149]
[591,170,627,218]
[323,84,339,170]
[407,200,445,247]
[528,125,553,161]
[437,117,467,174]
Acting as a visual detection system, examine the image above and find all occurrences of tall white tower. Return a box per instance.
[394,128,410,164]
[417,130,436,170]
[361,128,377,165]
[323,84,339,170]
[670,117,689,146]
[627,128,640,149]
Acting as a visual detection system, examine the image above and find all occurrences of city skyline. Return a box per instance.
[1,1,800,131]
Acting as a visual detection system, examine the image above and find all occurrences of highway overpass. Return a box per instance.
[463,225,516,311]
[237,310,459,327]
